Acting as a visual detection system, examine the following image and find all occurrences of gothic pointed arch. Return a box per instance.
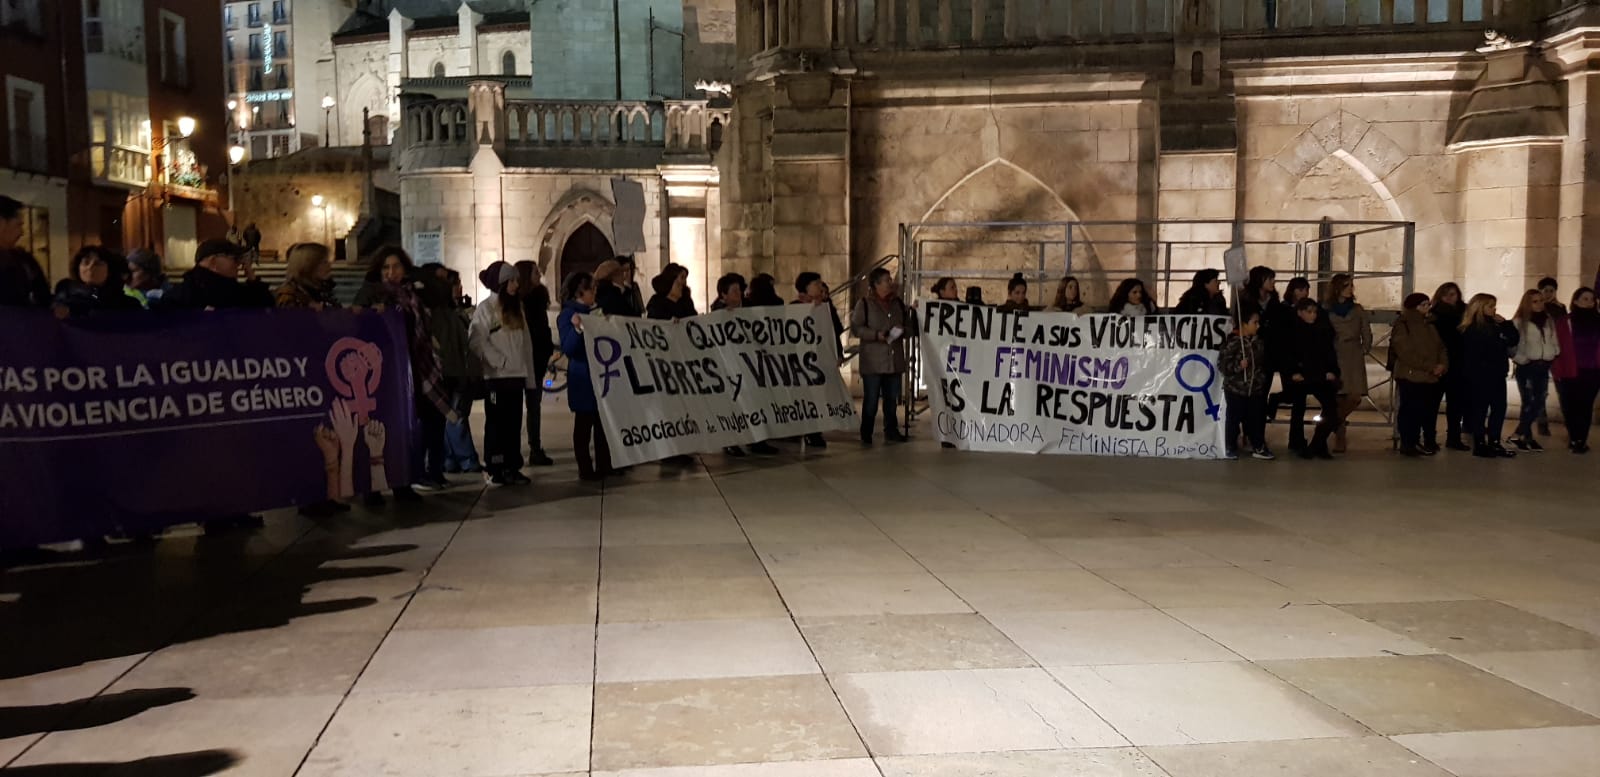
[536,188,617,280]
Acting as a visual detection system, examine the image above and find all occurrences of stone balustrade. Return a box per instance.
[744,0,1573,53]
[400,94,726,158]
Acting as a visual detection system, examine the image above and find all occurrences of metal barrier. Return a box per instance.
[886,219,1417,439]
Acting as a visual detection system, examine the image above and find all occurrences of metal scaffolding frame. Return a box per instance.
[891,218,1418,440]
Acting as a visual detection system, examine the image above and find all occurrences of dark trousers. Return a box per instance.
[861,374,903,440]
[1442,373,1468,442]
[1464,376,1508,445]
[1226,391,1267,453]
[416,387,448,482]
[1557,369,1600,445]
[573,411,612,478]
[445,382,480,470]
[483,378,525,475]
[525,353,550,455]
[1397,379,1443,449]
[1286,380,1339,448]
[1513,362,1551,438]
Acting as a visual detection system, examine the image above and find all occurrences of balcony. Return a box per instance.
[90,143,152,188]
[399,89,728,170]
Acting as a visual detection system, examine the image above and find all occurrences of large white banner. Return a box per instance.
[921,301,1229,459]
[582,306,857,466]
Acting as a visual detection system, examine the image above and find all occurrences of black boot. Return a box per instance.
[1473,437,1497,458]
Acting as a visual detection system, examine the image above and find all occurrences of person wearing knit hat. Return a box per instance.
[468,259,533,485]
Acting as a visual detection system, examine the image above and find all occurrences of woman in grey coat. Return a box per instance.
[850,268,914,444]
[1323,273,1373,452]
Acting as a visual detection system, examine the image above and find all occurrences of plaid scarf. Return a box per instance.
[388,281,457,422]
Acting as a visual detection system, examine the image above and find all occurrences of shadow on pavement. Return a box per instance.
[0,688,195,739]
[1,749,238,776]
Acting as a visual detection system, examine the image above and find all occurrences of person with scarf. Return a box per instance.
[1109,278,1156,317]
[1390,293,1449,456]
[354,247,458,500]
[997,273,1032,313]
[594,258,643,318]
[274,243,340,311]
[1430,283,1470,450]
[851,268,914,444]
[1458,293,1520,458]
[1554,287,1600,453]
[516,260,556,468]
[1508,289,1560,451]
[469,261,534,485]
[558,271,615,481]
[52,246,143,317]
[1045,276,1084,312]
[1323,273,1372,453]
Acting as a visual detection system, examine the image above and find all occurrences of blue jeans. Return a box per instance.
[1514,362,1551,438]
[861,374,903,441]
[445,381,481,472]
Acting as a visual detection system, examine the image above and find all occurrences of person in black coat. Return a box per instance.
[163,239,274,310]
[53,246,144,317]
[1430,283,1470,450]
[1458,292,1520,458]
[516,260,556,467]
[1173,269,1229,316]
[1282,297,1341,459]
[1266,277,1311,446]
[645,263,697,320]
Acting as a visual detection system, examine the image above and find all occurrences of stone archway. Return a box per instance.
[558,222,614,284]
[536,188,617,281]
[911,158,1103,305]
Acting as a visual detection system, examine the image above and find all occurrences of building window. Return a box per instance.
[87,91,152,186]
[160,12,188,88]
[164,120,200,188]
[432,62,446,78]
[248,32,261,59]
[502,51,516,75]
[83,0,103,53]
[247,2,260,26]
[249,67,263,92]
[368,114,389,144]
[1,0,44,37]
[225,35,234,62]
[273,30,287,56]
[224,5,234,29]
[271,0,285,23]
[275,66,288,89]
[7,77,45,173]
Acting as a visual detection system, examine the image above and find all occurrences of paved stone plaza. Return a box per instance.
[2,413,1598,776]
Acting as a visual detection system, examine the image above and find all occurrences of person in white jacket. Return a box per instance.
[469,261,533,485]
[1509,289,1561,451]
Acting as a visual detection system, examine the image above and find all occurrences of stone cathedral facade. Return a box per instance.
[720,0,1600,309]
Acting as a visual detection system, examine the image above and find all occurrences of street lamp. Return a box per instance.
[175,116,197,139]
[312,194,329,247]
[227,144,246,214]
[321,95,335,147]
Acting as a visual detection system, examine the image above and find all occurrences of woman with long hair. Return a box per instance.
[1109,278,1156,317]
[515,260,556,468]
[557,271,614,481]
[747,273,785,307]
[1323,273,1372,452]
[1431,282,1470,450]
[1553,287,1600,453]
[1458,293,1520,458]
[1174,269,1227,316]
[469,261,533,485]
[1508,289,1560,451]
[273,242,338,310]
[998,273,1031,312]
[1045,276,1084,312]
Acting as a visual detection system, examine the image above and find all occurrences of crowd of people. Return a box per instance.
[966,265,1597,461]
[4,184,1597,546]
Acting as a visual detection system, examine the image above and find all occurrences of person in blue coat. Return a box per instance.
[558,270,614,481]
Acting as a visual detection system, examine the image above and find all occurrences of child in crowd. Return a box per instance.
[1221,306,1274,460]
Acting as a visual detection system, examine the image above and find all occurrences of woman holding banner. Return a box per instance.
[997,273,1032,313]
[1044,276,1084,312]
[470,261,533,486]
[852,268,913,445]
[1110,278,1157,317]
[558,271,615,481]
[1174,269,1228,317]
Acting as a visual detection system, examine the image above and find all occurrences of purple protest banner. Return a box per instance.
[0,308,414,546]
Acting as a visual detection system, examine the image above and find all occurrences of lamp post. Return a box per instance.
[312,194,329,247]
[227,144,246,215]
[321,95,335,147]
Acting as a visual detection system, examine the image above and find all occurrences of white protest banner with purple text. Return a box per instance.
[582,306,856,466]
[920,301,1230,459]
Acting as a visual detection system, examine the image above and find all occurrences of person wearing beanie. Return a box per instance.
[469,260,533,485]
[1390,292,1449,456]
